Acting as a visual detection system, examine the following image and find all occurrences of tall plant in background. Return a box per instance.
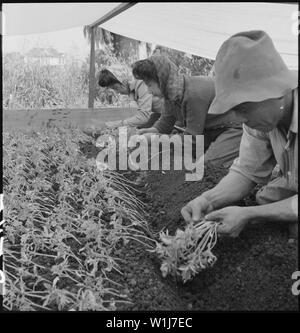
[3,54,89,109]
[83,26,114,53]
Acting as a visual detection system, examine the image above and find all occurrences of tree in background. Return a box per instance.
[83,26,151,65]
[83,25,214,76]
[152,45,214,76]
[83,26,114,52]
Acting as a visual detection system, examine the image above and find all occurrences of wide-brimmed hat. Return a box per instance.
[208,30,298,114]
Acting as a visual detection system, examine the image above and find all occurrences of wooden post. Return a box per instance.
[88,26,96,108]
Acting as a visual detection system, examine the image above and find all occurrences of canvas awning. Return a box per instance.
[2,3,121,35]
[100,2,298,69]
[2,2,298,69]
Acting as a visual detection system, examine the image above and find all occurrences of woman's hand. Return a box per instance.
[137,127,159,135]
[137,127,159,142]
[205,206,250,238]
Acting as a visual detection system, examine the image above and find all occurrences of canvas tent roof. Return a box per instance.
[2,3,121,35]
[2,2,298,69]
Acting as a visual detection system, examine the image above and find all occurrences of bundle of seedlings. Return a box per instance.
[152,220,218,283]
[3,125,152,311]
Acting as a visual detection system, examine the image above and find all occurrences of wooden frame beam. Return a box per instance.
[89,3,137,28]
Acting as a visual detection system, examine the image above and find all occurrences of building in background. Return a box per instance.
[24,47,66,66]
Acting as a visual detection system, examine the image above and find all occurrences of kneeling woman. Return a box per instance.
[98,64,163,129]
[132,55,243,168]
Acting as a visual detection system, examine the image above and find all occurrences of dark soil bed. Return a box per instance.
[80,141,299,311]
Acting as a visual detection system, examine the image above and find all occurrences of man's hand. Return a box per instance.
[205,206,250,238]
[181,195,214,223]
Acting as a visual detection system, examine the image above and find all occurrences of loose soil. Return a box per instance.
[80,141,299,311]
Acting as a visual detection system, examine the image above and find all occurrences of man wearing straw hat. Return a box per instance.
[181,30,298,238]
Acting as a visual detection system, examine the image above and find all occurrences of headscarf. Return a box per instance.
[106,63,134,86]
[148,55,184,104]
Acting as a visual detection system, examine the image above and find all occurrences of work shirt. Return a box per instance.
[153,75,242,135]
[123,79,163,127]
[230,89,298,196]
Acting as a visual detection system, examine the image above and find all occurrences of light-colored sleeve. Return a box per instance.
[123,81,153,127]
[229,124,277,185]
